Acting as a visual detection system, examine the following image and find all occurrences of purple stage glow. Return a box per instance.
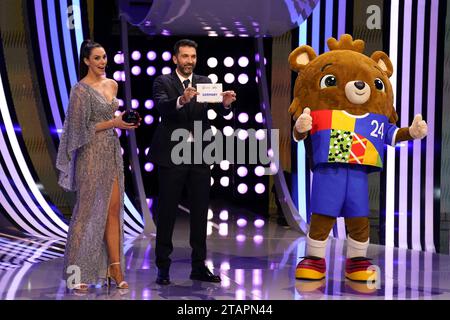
[254,219,265,228]
[237,183,248,194]
[147,66,156,76]
[238,113,249,123]
[144,115,154,125]
[237,166,248,177]
[238,56,249,67]
[145,99,154,109]
[131,51,141,61]
[162,67,171,75]
[162,51,172,61]
[144,163,154,172]
[131,66,141,75]
[237,218,247,227]
[147,51,157,61]
[238,74,249,84]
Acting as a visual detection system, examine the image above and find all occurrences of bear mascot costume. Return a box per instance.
[289,34,428,282]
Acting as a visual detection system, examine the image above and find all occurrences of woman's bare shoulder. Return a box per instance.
[104,78,118,94]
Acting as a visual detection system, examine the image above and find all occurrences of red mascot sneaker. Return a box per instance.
[295,256,326,280]
[345,257,377,282]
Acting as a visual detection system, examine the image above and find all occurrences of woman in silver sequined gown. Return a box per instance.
[56,40,139,290]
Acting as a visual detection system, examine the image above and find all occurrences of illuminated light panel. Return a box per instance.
[237,166,248,177]
[224,57,234,67]
[238,74,249,84]
[208,73,218,84]
[238,56,249,67]
[220,176,230,187]
[219,210,229,221]
[220,160,230,170]
[237,218,247,227]
[147,51,156,61]
[224,73,235,83]
[237,183,248,194]
[238,113,249,123]
[207,57,218,68]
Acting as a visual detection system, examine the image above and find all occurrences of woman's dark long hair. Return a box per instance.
[78,40,103,80]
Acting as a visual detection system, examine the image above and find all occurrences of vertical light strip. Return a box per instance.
[324,0,345,239]
[324,236,331,293]
[386,0,400,248]
[0,72,68,237]
[424,0,439,252]
[294,238,306,299]
[60,0,78,87]
[311,1,320,229]
[411,250,419,298]
[398,248,407,298]
[337,0,346,36]
[312,1,321,53]
[299,18,307,45]
[34,0,63,131]
[384,246,394,298]
[324,0,333,48]
[399,0,412,250]
[47,0,69,108]
[424,251,432,298]
[332,239,344,295]
[336,0,348,239]
[412,0,426,251]
[297,20,308,222]
[72,0,84,57]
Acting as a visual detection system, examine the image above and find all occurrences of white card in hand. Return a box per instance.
[196,83,223,103]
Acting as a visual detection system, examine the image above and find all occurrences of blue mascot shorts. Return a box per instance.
[310,164,370,218]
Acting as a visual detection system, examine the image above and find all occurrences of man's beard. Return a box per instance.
[179,64,195,76]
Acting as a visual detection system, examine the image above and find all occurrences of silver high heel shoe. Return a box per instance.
[106,262,129,289]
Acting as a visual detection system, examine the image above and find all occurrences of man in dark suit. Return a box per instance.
[149,39,236,285]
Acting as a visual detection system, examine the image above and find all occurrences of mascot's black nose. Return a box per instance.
[354,81,365,90]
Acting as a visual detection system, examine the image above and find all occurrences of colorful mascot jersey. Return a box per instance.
[308,110,399,171]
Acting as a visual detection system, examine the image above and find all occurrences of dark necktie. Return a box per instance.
[182,79,193,130]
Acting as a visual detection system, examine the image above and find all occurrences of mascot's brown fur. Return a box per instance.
[289,34,427,283]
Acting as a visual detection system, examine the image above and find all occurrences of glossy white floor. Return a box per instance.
[1,206,450,300]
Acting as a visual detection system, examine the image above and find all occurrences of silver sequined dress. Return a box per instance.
[56,82,125,284]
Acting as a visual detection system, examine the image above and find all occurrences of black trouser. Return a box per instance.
[155,164,211,270]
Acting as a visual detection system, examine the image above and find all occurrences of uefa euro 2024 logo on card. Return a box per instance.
[196,83,223,103]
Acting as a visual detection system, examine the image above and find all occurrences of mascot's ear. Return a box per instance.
[371,51,394,78]
[389,107,399,124]
[288,45,317,72]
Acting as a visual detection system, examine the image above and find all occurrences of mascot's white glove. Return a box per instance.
[294,107,312,133]
[409,114,428,139]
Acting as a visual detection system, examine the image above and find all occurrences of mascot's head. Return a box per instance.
[288,34,398,123]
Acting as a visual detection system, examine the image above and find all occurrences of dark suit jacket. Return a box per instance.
[149,71,232,167]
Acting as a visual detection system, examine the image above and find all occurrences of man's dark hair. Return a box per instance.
[173,39,198,55]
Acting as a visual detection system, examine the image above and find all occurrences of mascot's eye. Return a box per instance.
[320,74,337,88]
[374,78,385,91]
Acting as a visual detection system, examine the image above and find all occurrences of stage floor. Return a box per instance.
[1,204,450,300]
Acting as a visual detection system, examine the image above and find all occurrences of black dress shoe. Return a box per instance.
[156,268,171,285]
[190,266,221,283]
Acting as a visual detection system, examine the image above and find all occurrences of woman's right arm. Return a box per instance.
[95,112,138,132]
